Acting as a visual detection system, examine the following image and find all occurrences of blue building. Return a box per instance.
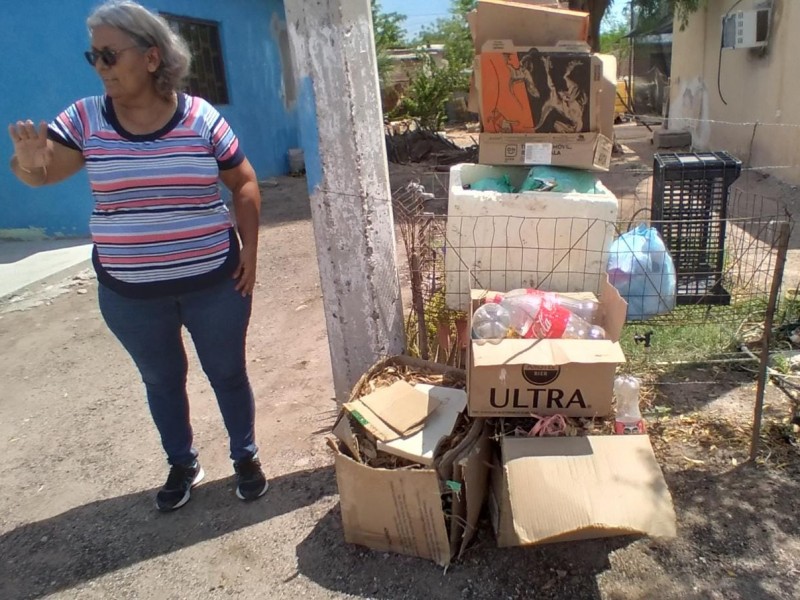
[1,0,300,238]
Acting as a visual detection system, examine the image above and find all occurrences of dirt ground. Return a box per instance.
[1,126,800,600]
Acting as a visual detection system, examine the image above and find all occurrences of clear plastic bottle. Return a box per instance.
[471,303,511,339]
[498,295,543,338]
[503,288,601,324]
[531,296,607,340]
[558,296,601,324]
[613,375,646,434]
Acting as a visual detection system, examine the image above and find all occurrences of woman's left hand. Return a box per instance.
[220,158,261,297]
[233,244,257,295]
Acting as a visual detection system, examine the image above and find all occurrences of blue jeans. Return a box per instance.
[98,278,258,467]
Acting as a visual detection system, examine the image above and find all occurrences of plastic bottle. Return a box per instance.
[613,375,646,434]
[531,296,607,340]
[471,303,511,339]
[498,295,543,338]
[502,288,600,323]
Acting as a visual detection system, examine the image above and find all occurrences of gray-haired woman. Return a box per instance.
[7,0,268,511]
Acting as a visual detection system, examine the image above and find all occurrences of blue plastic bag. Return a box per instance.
[520,166,603,194]
[607,223,676,321]
[469,175,516,193]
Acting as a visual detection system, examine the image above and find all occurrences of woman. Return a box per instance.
[7,0,268,511]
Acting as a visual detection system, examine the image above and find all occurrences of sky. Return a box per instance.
[381,0,451,38]
[380,0,628,39]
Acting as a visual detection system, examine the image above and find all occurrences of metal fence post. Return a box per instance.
[750,221,791,461]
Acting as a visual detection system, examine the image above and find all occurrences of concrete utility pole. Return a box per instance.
[285,0,406,401]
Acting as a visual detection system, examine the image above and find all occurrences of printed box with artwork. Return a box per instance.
[480,41,604,135]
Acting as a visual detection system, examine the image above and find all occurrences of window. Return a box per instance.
[161,13,229,105]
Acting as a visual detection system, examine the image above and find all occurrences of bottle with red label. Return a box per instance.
[614,375,646,434]
[532,295,607,340]
[502,288,601,324]
[488,290,605,340]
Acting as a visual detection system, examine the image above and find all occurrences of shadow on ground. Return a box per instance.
[296,507,636,600]
[0,466,336,600]
[292,446,799,600]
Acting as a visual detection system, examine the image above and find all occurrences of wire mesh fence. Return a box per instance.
[392,162,795,372]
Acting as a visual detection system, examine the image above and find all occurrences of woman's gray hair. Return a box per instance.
[87,0,192,98]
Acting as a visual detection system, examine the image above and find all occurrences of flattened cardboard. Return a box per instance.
[478,132,613,171]
[480,41,604,135]
[458,426,492,556]
[377,384,467,466]
[473,1,589,51]
[467,280,628,418]
[449,460,468,552]
[490,435,677,547]
[343,399,401,441]
[447,421,492,555]
[360,380,440,435]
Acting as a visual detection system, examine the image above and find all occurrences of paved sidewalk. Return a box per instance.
[0,239,92,299]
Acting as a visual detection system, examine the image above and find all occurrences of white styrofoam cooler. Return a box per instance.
[445,163,619,311]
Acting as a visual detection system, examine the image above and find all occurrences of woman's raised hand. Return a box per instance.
[8,120,52,171]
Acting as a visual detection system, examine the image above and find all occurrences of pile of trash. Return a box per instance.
[385,125,478,166]
[328,356,490,566]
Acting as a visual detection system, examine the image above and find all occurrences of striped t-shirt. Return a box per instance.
[48,93,244,298]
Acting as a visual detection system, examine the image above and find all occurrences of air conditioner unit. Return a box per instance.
[722,8,770,49]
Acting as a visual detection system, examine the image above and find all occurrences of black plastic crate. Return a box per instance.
[651,151,742,305]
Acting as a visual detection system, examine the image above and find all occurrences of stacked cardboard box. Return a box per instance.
[330,343,676,562]
[467,0,617,170]
[465,284,677,546]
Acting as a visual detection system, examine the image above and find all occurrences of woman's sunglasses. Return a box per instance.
[84,46,140,67]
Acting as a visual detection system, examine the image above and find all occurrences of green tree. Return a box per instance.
[570,1,707,51]
[638,0,708,30]
[401,51,462,130]
[598,15,630,64]
[372,0,406,49]
[371,0,407,87]
[393,0,475,129]
[568,0,613,51]
[413,0,476,91]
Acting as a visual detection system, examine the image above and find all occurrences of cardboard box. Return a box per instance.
[480,41,605,135]
[472,1,589,51]
[478,131,613,171]
[333,417,491,566]
[467,280,627,418]
[476,54,617,171]
[489,435,677,546]
[331,356,492,566]
[471,47,617,137]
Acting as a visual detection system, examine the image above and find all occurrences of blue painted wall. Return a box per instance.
[0,0,298,238]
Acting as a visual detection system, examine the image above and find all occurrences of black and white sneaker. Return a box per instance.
[156,461,204,512]
[234,456,269,501]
